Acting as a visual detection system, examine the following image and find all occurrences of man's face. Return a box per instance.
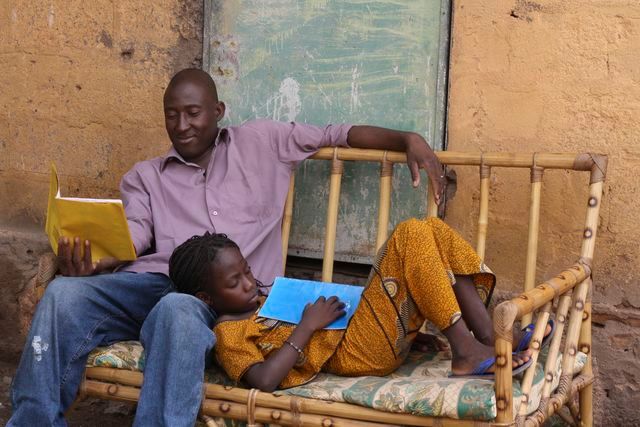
[163,81,225,164]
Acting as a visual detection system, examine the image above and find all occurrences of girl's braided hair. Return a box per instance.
[169,232,239,295]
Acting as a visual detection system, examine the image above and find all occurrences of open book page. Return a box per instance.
[258,277,365,330]
[45,163,136,263]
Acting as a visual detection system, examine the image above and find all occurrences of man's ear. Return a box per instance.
[195,291,213,306]
[215,101,226,122]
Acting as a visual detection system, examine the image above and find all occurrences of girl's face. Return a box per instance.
[201,246,260,314]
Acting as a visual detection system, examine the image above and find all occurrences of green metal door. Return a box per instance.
[204,0,450,263]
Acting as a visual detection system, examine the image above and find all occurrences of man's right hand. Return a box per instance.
[57,237,122,276]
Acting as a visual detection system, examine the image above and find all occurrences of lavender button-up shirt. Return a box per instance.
[119,119,352,286]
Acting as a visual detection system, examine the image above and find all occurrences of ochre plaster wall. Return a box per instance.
[0,1,203,230]
[1,0,638,423]
[446,1,640,423]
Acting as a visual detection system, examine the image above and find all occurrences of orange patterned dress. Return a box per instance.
[214,217,495,388]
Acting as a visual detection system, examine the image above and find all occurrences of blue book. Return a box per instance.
[258,277,365,330]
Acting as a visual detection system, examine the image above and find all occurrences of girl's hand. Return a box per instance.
[299,296,346,332]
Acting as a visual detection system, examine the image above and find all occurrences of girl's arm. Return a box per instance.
[241,296,345,392]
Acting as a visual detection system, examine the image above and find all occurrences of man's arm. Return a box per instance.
[347,126,446,204]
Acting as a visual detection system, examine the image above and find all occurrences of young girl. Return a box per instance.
[169,218,534,391]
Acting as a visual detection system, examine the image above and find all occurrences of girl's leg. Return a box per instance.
[329,217,529,377]
[452,275,552,349]
[383,218,529,374]
[452,275,494,345]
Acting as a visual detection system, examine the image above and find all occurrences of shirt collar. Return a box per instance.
[160,127,230,171]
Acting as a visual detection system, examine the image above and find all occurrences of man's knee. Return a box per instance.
[153,292,201,314]
[141,293,215,345]
[146,293,209,328]
[41,276,92,311]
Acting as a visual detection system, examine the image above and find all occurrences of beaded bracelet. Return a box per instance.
[284,340,303,355]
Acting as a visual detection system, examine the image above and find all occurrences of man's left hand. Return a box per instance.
[405,134,446,205]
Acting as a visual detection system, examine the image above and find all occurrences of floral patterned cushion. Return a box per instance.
[87,341,585,421]
[87,341,145,371]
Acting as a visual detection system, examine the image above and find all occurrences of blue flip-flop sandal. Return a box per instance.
[515,319,556,353]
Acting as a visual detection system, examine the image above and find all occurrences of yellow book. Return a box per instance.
[45,163,137,263]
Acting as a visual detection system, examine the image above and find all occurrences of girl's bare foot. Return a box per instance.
[450,341,532,376]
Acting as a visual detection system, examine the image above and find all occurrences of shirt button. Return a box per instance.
[212,210,218,216]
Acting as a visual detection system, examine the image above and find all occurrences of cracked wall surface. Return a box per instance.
[446,1,640,424]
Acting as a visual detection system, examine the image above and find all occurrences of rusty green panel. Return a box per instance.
[204,0,450,263]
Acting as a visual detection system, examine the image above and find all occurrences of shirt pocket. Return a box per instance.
[222,173,275,224]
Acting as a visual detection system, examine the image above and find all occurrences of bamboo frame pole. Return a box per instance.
[555,277,590,406]
[202,384,485,427]
[579,181,604,262]
[515,302,552,424]
[281,174,295,273]
[375,156,393,251]
[201,398,395,427]
[493,301,518,424]
[322,152,344,282]
[578,176,604,427]
[503,264,589,319]
[310,149,596,171]
[84,368,489,427]
[494,336,514,423]
[578,300,593,427]
[85,379,388,427]
[527,293,572,427]
[522,165,544,326]
[84,379,140,403]
[476,164,491,260]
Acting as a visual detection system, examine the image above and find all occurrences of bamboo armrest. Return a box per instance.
[492,261,592,422]
[494,261,591,327]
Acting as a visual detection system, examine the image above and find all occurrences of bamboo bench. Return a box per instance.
[29,148,607,426]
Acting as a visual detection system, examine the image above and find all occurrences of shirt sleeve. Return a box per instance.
[120,165,153,256]
[260,120,353,166]
[214,320,265,382]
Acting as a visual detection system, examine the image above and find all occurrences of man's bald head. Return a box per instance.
[163,69,226,168]
[164,68,219,104]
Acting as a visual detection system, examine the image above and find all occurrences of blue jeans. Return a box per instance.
[8,272,218,427]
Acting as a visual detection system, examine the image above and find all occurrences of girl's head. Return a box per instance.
[169,232,260,314]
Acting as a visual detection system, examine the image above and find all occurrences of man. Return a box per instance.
[9,68,445,426]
